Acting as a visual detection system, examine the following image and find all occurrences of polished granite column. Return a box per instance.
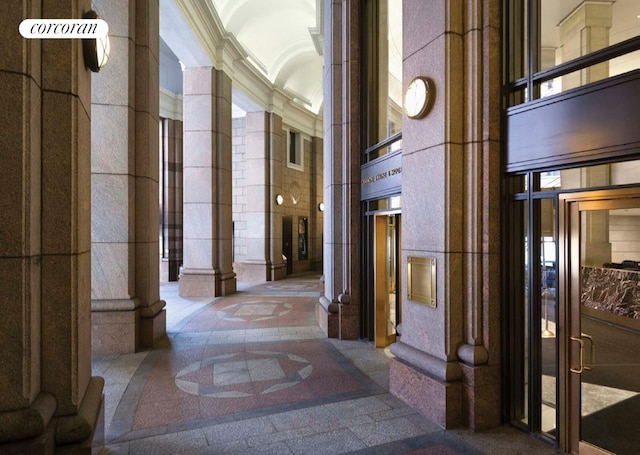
[90,0,166,354]
[0,1,103,451]
[318,0,362,340]
[180,67,237,297]
[236,111,285,282]
[134,0,167,348]
[161,118,183,282]
[310,136,324,272]
[389,0,502,430]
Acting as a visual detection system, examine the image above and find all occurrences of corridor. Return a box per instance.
[93,274,559,454]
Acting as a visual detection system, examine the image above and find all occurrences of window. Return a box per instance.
[287,130,304,171]
[505,0,640,107]
[362,0,403,162]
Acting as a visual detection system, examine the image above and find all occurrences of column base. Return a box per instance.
[338,303,359,340]
[54,377,104,453]
[234,261,271,282]
[140,307,167,349]
[389,357,462,429]
[0,392,56,453]
[0,379,105,454]
[316,297,339,338]
[270,263,286,281]
[179,269,236,297]
[0,424,55,455]
[91,299,140,355]
[460,363,501,430]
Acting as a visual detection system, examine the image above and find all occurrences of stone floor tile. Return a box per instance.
[232,441,295,455]
[245,426,316,447]
[349,416,425,447]
[202,416,275,444]
[127,429,208,455]
[92,276,561,455]
[285,428,367,455]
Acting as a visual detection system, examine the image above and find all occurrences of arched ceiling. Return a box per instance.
[210,0,323,113]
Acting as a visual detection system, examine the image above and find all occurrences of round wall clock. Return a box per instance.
[404,76,431,119]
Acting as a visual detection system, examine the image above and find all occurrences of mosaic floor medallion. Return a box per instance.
[174,350,312,398]
[216,300,293,322]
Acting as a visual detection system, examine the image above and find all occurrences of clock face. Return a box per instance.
[404,77,430,119]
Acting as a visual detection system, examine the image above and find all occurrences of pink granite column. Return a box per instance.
[0,1,103,451]
[318,0,362,339]
[310,136,324,272]
[180,67,237,297]
[90,0,166,354]
[236,111,285,282]
[389,0,502,430]
[161,118,184,282]
[134,0,167,348]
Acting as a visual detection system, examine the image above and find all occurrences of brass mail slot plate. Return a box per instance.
[407,256,436,307]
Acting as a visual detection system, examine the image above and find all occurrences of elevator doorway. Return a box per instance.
[373,213,401,347]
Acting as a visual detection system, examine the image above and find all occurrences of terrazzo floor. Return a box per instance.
[92,273,563,455]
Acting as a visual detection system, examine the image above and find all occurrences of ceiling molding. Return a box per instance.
[165,0,322,137]
[160,87,183,121]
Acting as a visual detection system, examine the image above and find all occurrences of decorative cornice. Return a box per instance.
[159,87,183,121]
[171,0,322,137]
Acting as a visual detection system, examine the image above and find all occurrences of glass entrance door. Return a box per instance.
[563,191,640,454]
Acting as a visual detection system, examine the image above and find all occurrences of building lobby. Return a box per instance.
[1,0,639,453]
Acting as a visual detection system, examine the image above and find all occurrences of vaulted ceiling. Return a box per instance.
[210,0,323,113]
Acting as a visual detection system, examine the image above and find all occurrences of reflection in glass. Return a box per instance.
[539,159,640,192]
[366,0,402,160]
[387,215,397,337]
[532,1,640,101]
[521,201,530,426]
[540,198,557,438]
[383,0,402,137]
[579,207,640,454]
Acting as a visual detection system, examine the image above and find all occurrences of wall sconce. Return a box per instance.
[276,194,284,205]
[82,10,110,72]
[318,202,325,212]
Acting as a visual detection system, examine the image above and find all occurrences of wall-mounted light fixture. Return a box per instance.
[318,202,325,212]
[82,10,110,72]
[276,194,284,205]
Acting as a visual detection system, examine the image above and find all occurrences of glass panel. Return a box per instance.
[579,207,640,454]
[387,215,397,337]
[539,50,640,99]
[541,0,640,70]
[384,0,402,137]
[540,198,557,438]
[522,200,530,426]
[538,159,640,192]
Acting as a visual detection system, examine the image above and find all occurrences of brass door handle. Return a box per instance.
[581,332,595,371]
[570,336,585,374]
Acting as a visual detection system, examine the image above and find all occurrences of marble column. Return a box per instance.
[235,112,286,282]
[388,0,502,430]
[318,0,362,340]
[161,118,184,282]
[310,136,324,272]
[91,0,166,354]
[0,1,103,451]
[180,67,237,297]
